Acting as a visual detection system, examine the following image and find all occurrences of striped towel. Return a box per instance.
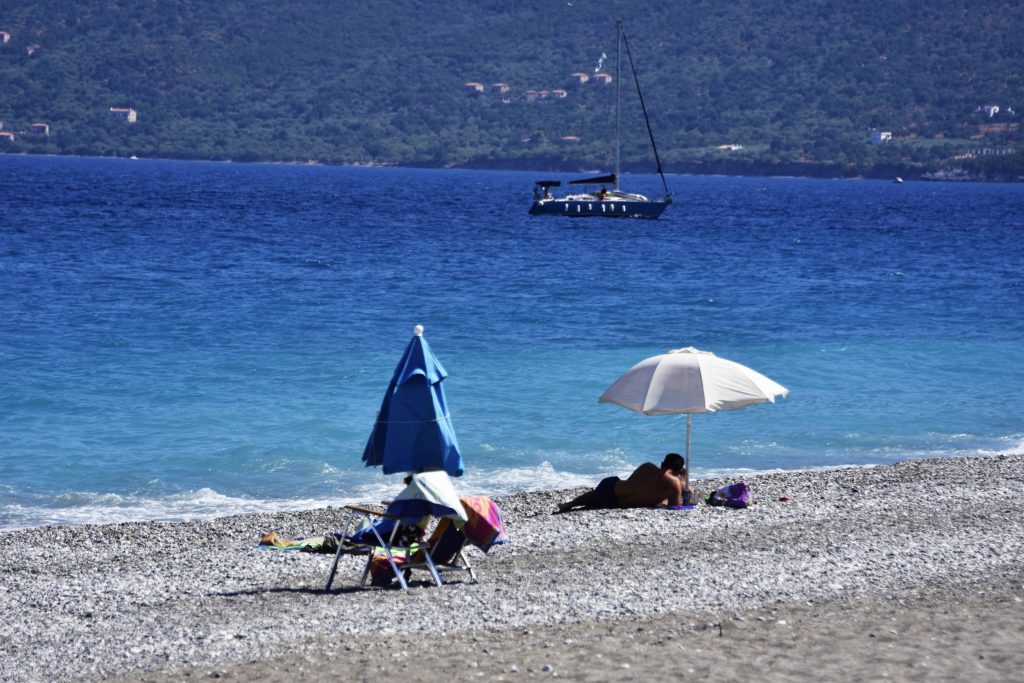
[459,496,509,553]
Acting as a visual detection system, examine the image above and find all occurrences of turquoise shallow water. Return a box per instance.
[2,155,1023,529]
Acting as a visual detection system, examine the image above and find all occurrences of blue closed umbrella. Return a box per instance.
[361,325,464,477]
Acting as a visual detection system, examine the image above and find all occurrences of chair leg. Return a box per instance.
[358,553,373,587]
[385,547,409,589]
[324,537,345,592]
[420,549,443,587]
[372,520,409,589]
[325,508,359,592]
[457,549,477,582]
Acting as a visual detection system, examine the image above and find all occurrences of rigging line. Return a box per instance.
[618,21,671,198]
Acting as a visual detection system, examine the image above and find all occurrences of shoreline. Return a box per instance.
[1,455,1013,534]
[2,453,1023,681]
[3,150,1021,184]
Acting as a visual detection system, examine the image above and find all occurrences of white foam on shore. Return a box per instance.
[0,462,603,531]
[455,461,600,497]
[0,488,344,531]
[0,460,609,531]
[977,435,1024,456]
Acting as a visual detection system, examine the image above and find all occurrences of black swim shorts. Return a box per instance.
[593,475,621,509]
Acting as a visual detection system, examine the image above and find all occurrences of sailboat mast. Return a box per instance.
[614,21,621,190]
[620,22,672,199]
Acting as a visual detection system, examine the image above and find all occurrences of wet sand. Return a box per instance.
[2,453,1022,682]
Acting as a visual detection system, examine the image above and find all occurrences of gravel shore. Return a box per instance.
[2,454,1023,682]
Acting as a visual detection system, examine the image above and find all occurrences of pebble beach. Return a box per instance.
[3,453,1023,682]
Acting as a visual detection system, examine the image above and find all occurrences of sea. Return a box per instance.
[2,155,1023,531]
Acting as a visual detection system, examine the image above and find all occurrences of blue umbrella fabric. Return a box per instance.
[361,325,464,477]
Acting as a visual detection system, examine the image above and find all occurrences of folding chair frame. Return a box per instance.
[325,504,474,591]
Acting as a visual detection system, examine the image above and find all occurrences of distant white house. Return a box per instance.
[979,104,1000,118]
[109,107,138,123]
[30,123,49,136]
[717,144,744,151]
[871,131,892,144]
[0,31,11,45]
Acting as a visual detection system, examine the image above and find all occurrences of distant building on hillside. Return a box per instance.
[560,135,581,143]
[955,147,1015,160]
[0,132,14,142]
[569,72,589,86]
[717,144,744,151]
[30,123,49,136]
[591,73,613,85]
[978,104,1000,118]
[490,83,509,95]
[109,107,138,123]
[871,130,892,144]
[551,89,568,99]
[0,31,11,45]
[464,82,484,95]
[26,43,39,56]
[526,90,540,103]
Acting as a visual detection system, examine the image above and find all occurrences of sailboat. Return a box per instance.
[529,21,672,219]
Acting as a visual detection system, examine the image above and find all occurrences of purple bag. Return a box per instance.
[708,482,750,509]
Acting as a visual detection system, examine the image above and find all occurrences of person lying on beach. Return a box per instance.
[555,453,687,513]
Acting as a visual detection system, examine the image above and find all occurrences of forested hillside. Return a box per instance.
[1,0,1021,179]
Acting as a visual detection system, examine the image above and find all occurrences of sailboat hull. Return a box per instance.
[529,198,670,219]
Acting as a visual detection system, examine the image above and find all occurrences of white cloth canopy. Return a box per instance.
[598,347,788,415]
[388,470,468,523]
[598,347,788,475]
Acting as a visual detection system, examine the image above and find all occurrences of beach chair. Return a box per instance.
[323,505,472,590]
[324,471,471,591]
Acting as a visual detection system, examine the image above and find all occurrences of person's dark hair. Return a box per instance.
[662,452,685,474]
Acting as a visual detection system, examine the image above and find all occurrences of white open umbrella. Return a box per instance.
[598,347,789,475]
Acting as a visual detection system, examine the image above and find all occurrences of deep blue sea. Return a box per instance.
[2,155,1023,530]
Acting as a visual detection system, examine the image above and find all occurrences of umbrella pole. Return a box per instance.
[685,414,691,478]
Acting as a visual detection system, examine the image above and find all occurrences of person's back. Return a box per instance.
[615,461,682,508]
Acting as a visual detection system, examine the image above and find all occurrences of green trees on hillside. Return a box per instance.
[0,0,1021,179]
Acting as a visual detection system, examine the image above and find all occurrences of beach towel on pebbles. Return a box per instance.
[258,531,339,553]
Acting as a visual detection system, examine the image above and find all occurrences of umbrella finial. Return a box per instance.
[414,324,424,336]
[669,346,713,356]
